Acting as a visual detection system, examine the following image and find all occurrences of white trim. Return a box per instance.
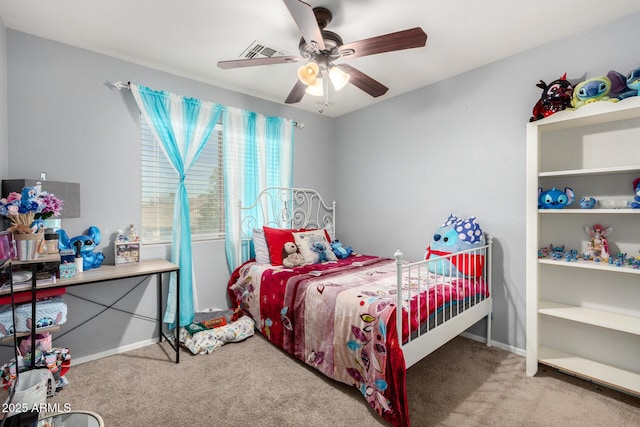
[461,331,526,357]
[71,338,160,366]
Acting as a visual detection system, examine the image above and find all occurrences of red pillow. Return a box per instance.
[263,226,333,266]
[263,226,298,266]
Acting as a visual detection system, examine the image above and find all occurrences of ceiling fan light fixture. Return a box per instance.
[305,77,324,96]
[297,61,320,86]
[329,66,350,91]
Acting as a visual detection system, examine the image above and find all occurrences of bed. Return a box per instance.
[227,187,493,427]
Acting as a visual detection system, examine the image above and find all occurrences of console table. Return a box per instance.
[1,257,181,363]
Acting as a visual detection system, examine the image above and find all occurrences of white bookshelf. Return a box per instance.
[526,97,640,396]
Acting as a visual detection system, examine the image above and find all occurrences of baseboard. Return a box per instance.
[71,338,159,365]
[460,331,526,357]
[70,331,524,366]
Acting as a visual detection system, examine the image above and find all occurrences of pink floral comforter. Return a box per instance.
[228,254,488,427]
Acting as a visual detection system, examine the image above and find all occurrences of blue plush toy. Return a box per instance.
[425,214,485,277]
[631,178,640,209]
[538,187,575,209]
[331,240,353,259]
[572,76,618,109]
[311,241,330,263]
[57,225,105,270]
[608,67,640,100]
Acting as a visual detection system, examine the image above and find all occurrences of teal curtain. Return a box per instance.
[223,107,294,272]
[130,83,223,327]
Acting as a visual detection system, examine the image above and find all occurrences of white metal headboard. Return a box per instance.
[236,187,336,263]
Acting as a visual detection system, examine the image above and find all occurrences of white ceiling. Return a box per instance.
[2,0,640,117]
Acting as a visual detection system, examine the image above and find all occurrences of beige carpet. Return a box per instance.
[4,334,640,426]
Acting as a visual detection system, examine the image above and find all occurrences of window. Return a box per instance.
[140,116,225,244]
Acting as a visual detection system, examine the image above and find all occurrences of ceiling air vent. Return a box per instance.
[240,40,290,59]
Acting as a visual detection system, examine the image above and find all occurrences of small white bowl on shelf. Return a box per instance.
[598,199,630,209]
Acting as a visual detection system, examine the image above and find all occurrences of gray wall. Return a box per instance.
[334,12,640,351]
[2,30,335,361]
[2,11,640,361]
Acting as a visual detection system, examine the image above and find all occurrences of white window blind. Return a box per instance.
[140,116,225,244]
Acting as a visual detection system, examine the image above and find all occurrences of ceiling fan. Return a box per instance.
[217,0,428,105]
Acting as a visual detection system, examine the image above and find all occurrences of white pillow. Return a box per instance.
[324,223,335,242]
[293,229,338,264]
[252,228,271,264]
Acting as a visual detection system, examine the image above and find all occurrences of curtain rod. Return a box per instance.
[105,80,305,129]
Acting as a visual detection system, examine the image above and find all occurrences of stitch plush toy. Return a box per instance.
[607,66,640,100]
[538,187,575,209]
[57,226,105,270]
[311,242,330,263]
[572,76,618,109]
[630,177,640,209]
[331,240,353,259]
[425,214,485,277]
[282,242,306,268]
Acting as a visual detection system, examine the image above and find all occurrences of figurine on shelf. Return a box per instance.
[127,224,140,242]
[584,224,613,261]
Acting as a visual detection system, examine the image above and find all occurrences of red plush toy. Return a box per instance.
[530,73,574,122]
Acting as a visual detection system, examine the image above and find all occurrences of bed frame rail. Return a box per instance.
[395,235,493,368]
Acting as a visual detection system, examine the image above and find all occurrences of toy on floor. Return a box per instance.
[572,76,618,109]
[607,66,640,99]
[282,242,306,268]
[630,177,640,208]
[331,240,353,259]
[538,187,575,209]
[584,224,613,261]
[529,73,574,122]
[425,214,485,277]
[57,226,105,270]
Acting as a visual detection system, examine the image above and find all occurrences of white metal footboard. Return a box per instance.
[395,235,493,368]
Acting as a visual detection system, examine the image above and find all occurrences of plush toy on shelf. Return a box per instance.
[572,76,618,109]
[529,73,574,122]
[57,226,105,270]
[607,66,640,100]
[630,177,640,208]
[538,187,575,209]
[282,241,305,268]
[584,224,613,261]
[579,197,597,209]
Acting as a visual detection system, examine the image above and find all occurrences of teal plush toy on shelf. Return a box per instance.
[538,187,575,209]
[607,66,640,100]
[57,226,105,270]
[572,76,619,109]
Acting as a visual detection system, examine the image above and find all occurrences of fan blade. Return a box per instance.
[339,64,388,98]
[218,56,301,69]
[339,27,427,59]
[283,0,325,51]
[285,80,307,104]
